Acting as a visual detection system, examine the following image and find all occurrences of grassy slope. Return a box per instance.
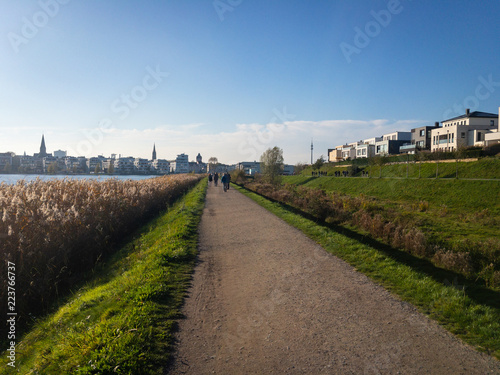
[233,184,500,360]
[283,176,500,245]
[0,179,207,374]
[305,157,500,179]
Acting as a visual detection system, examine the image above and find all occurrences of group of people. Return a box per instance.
[208,172,231,192]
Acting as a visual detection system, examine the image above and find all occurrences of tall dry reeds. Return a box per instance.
[0,175,201,330]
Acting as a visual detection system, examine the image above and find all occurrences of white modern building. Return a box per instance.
[170,153,189,174]
[114,157,135,174]
[430,109,499,152]
[134,158,150,174]
[151,159,170,174]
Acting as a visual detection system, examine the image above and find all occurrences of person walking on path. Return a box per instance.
[208,173,213,186]
[214,172,219,187]
[221,173,229,192]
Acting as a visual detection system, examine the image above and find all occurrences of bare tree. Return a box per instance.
[260,146,284,186]
[208,157,219,173]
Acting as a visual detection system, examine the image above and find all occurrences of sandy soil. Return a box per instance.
[167,184,500,374]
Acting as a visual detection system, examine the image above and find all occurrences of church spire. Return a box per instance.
[152,143,157,160]
[40,134,47,157]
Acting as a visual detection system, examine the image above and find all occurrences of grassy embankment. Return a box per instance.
[0,179,207,374]
[306,156,500,179]
[233,183,500,360]
[283,176,499,247]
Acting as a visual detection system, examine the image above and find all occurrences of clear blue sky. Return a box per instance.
[1,0,499,164]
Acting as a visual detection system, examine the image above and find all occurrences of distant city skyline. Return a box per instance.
[1,1,499,164]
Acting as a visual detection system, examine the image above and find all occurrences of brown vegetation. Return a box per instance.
[243,181,499,288]
[0,175,202,329]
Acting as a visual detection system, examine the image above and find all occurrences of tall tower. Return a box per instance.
[40,134,47,158]
[310,138,313,164]
[152,143,157,160]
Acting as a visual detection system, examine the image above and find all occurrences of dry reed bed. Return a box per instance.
[0,175,202,326]
[245,182,500,288]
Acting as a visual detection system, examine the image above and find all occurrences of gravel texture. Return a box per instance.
[167,184,500,374]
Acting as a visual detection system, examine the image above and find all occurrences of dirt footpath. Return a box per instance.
[168,184,500,374]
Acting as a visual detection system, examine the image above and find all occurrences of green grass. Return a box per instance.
[304,157,500,179]
[233,183,500,360]
[283,176,500,246]
[0,179,207,374]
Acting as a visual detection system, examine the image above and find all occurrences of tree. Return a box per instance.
[108,162,115,175]
[208,157,219,173]
[47,162,58,175]
[94,163,101,174]
[260,146,284,186]
[312,156,325,172]
[294,162,307,175]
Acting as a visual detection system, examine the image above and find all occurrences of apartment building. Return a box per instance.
[430,109,498,152]
[151,159,170,174]
[170,153,189,174]
[374,131,411,156]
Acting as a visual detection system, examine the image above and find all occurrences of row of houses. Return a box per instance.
[328,107,500,162]
[0,141,207,175]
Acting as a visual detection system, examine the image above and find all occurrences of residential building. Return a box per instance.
[134,158,150,174]
[355,143,375,158]
[237,161,261,175]
[170,153,189,174]
[283,164,295,175]
[382,131,411,142]
[400,123,439,154]
[484,106,500,147]
[151,159,170,174]
[87,156,106,173]
[328,147,343,163]
[0,152,14,172]
[374,139,407,156]
[114,157,135,174]
[340,144,356,160]
[430,109,498,152]
[53,150,67,158]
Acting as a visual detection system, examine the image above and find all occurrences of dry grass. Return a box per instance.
[0,174,201,332]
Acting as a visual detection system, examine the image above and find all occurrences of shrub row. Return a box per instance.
[244,182,500,288]
[0,175,202,332]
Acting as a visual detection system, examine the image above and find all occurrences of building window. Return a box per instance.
[477,132,481,142]
[420,129,425,136]
[451,133,454,143]
[491,120,495,126]
[461,132,465,138]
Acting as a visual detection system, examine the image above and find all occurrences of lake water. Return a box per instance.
[0,174,160,185]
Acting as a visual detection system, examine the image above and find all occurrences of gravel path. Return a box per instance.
[168,184,500,374]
